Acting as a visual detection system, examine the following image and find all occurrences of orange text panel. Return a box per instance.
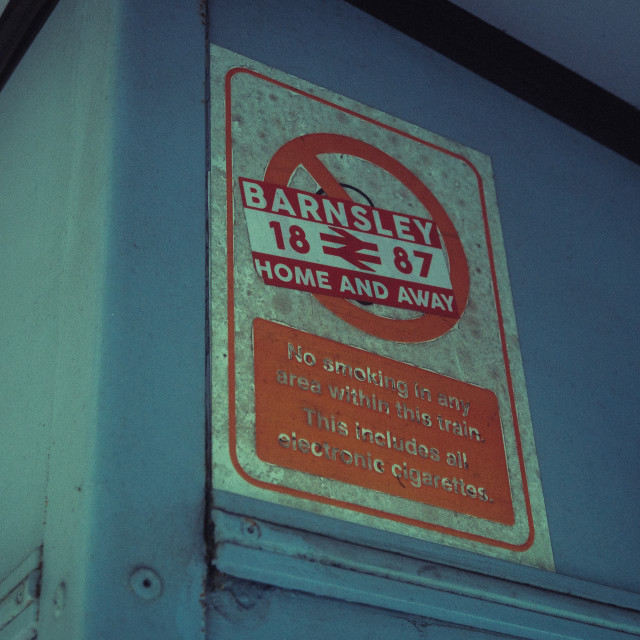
[253,318,514,525]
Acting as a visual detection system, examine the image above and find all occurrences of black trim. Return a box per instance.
[1,0,638,164]
[0,0,59,92]
[346,0,640,165]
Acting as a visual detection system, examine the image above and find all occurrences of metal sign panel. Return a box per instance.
[209,45,554,569]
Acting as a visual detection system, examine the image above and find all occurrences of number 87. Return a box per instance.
[393,247,433,278]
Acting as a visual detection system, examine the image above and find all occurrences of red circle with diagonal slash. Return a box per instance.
[264,133,470,343]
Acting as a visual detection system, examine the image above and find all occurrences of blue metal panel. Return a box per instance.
[1,1,208,636]
[211,509,639,639]
[209,0,640,595]
[77,1,207,637]
[209,574,521,640]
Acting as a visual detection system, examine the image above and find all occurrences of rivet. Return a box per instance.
[244,519,260,537]
[130,567,162,600]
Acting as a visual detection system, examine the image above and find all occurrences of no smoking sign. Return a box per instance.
[242,173,461,316]
[209,46,554,570]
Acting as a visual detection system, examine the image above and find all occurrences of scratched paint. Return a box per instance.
[209,45,553,570]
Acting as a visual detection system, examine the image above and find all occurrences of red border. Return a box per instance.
[223,66,535,552]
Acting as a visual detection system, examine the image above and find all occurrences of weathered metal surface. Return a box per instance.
[209,44,553,569]
[211,509,640,640]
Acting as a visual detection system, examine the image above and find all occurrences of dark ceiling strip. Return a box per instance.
[0,0,59,93]
[1,0,638,164]
[345,0,640,165]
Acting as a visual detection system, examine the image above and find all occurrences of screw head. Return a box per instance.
[130,567,162,600]
[244,518,261,537]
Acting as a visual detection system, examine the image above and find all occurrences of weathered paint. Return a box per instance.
[0,0,638,638]
[209,46,553,568]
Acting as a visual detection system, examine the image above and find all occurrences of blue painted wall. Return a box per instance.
[0,0,207,637]
[209,0,640,595]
